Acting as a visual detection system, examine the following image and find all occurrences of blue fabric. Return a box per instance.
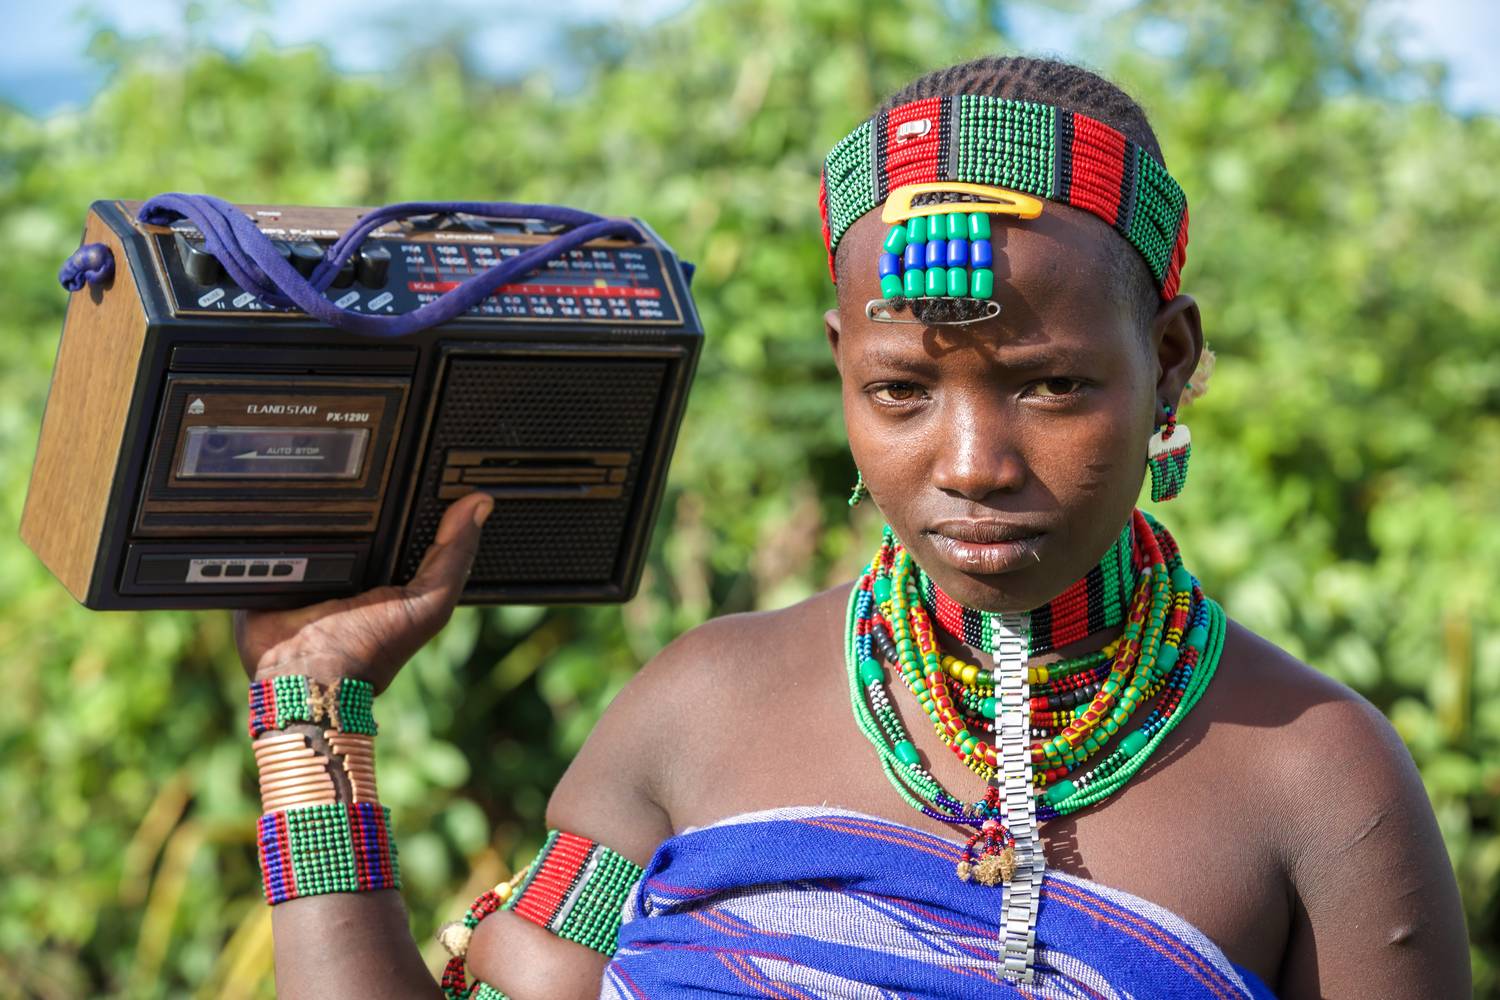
[603,806,1277,1000]
[58,242,114,290]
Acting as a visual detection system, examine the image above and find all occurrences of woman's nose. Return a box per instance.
[928,402,1027,502]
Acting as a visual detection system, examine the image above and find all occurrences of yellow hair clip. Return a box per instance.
[881,183,1045,225]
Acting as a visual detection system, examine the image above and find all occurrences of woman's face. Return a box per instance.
[826,205,1200,612]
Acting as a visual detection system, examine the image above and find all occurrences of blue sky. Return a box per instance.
[2,0,1495,117]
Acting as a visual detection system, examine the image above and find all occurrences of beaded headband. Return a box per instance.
[818,95,1190,301]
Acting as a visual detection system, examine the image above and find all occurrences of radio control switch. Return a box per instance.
[288,241,323,278]
[175,232,222,286]
[356,244,391,288]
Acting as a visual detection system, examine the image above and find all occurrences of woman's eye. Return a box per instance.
[873,383,923,404]
[1029,378,1082,398]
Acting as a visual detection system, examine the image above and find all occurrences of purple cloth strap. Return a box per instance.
[136,194,647,338]
[58,243,115,291]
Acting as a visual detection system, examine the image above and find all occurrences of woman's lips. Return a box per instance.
[924,529,1046,575]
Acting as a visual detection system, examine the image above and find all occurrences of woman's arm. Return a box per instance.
[1276,693,1471,998]
[266,875,442,997]
[232,492,494,999]
[463,620,733,996]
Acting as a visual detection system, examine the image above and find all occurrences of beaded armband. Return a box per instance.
[256,801,400,904]
[248,675,377,738]
[438,830,644,1000]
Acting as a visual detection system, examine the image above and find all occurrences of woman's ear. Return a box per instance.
[1150,293,1203,406]
[825,308,843,375]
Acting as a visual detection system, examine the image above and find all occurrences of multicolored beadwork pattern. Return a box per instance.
[918,519,1135,657]
[256,801,398,904]
[877,209,997,301]
[1147,407,1191,502]
[502,829,643,955]
[847,509,1224,845]
[247,675,378,738]
[439,880,514,1000]
[438,829,642,998]
[822,94,1189,299]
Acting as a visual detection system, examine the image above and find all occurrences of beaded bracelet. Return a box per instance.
[438,830,644,1000]
[248,675,377,738]
[257,800,400,904]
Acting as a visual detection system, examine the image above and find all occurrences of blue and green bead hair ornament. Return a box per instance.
[877,201,1005,304]
[868,182,1046,322]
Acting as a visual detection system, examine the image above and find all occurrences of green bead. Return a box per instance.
[926,267,945,296]
[980,696,997,718]
[1043,779,1076,806]
[1157,644,1179,670]
[858,657,884,686]
[946,267,968,297]
[903,268,925,298]
[895,740,920,766]
[945,212,965,240]
[1119,729,1149,757]
[905,216,927,244]
[883,226,907,254]
[1186,625,1209,649]
[880,274,903,299]
[970,268,994,299]
[1171,567,1193,593]
[969,212,991,239]
[873,577,892,602]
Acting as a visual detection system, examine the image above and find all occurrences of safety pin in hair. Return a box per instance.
[864,298,1002,326]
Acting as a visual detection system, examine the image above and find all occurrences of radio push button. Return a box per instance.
[332,255,355,289]
[356,244,391,288]
[287,240,323,278]
[175,232,222,286]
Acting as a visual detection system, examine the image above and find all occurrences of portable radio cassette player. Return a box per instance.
[22,197,702,610]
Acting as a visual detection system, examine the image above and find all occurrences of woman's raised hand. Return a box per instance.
[231,491,494,694]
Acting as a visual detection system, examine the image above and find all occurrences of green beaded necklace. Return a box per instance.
[846,509,1226,881]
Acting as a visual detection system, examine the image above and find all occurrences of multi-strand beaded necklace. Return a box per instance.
[846,508,1225,886]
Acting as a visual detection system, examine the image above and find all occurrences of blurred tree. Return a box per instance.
[0,0,1493,994]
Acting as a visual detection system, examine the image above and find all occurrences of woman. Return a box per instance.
[236,57,1469,998]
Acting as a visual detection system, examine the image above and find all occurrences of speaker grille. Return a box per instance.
[399,354,669,587]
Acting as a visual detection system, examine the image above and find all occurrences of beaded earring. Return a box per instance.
[848,469,869,507]
[1147,403,1191,502]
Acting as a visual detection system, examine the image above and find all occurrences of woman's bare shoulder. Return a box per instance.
[543,584,854,844]
[1204,624,1470,993]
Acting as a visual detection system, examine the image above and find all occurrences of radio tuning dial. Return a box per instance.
[174,232,222,286]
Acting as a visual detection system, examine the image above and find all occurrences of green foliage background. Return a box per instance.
[1,0,1495,994]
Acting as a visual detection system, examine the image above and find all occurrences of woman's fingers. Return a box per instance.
[405,491,494,607]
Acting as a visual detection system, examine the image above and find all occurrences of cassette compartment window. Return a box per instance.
[178,426,370,479]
